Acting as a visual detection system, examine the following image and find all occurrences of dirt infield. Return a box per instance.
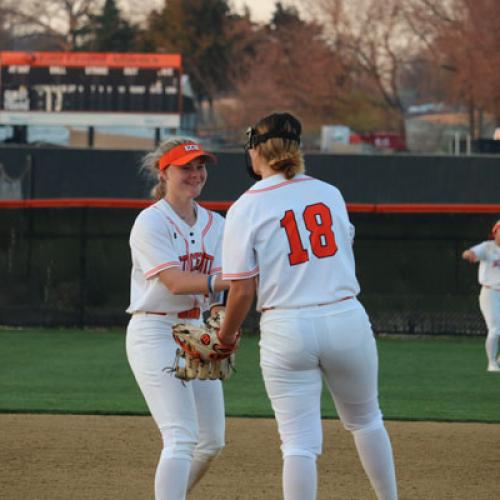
[1,414,499,499]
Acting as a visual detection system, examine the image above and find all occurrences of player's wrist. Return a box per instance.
[216,328,239,347]
[207,274,215,294]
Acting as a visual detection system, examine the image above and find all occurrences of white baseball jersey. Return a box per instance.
[222,173,360,311]
[470,241,500,289]
[127,199,224,314]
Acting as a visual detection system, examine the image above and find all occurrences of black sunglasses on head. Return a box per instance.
[243,126,300,151]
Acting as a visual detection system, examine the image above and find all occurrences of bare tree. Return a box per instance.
[0,7,14,48]
[308,0,422,136]
[405,0,500,135]
[2,0,99,50]
[229,23,346,133]
[224,6,356,135]
[220,2,403,140]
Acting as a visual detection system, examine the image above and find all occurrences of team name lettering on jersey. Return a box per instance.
[179,252,214,274]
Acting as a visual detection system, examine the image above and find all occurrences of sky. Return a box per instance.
[231,0,278,23]
[118,0,294,23]
[131,1,283,24]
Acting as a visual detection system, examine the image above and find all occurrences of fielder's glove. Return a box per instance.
[171,311,240,381]
[172,349,235,381]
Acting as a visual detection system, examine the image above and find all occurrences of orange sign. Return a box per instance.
[0,51,182,69]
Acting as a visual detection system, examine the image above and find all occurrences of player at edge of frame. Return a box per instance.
[462,219,500,372]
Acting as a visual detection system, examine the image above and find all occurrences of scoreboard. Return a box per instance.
[0,51,182,128]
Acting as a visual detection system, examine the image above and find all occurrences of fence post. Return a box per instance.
[454,132,460,155]
[87,127,95,148]
[78,207,88,327]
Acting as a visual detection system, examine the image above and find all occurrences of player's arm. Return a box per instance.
[462,250,478,263]
[217,278,256,345]
[158,268,229,295]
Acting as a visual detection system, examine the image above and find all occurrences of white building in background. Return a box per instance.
[320,125,351,151]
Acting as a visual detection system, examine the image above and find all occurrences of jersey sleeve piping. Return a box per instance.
[201,210,213,238]
[201,210,214,253]
[222,267,259,280]
[144,261,180,279]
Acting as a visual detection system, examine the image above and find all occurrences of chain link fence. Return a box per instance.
[0,207,492,335]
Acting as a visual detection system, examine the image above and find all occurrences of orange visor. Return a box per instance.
[158,142,216,170]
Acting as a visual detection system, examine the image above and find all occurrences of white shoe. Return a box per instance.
[487,364,500,372]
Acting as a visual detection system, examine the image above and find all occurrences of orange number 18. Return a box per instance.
[280,203,338,266]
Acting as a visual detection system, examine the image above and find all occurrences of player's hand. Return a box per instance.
[462,250,478,263]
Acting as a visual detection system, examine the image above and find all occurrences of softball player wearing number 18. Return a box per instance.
[218,112,398,500]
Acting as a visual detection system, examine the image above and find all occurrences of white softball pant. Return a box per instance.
[479,287,500,337]
[260,298,397,500]
[126,314,225,464]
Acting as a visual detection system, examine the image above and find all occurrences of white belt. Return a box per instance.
[262,296,354,312]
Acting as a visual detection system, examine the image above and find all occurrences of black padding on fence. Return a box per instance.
[0,207,493,334]
[1,145,499,203]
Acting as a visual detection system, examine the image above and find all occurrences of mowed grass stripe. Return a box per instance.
[0,329,499,421]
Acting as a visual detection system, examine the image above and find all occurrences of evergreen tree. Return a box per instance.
[82,0,137,52]
[142,0,232,104]
[271,2,302,29]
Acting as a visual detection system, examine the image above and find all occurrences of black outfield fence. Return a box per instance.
[1,145,499,333]
[1,144,500,203]
[0,204,496,335]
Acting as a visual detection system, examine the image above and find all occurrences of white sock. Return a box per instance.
[187,455,215,492]
[353,426,398,500]
[283,455,317,500]
[485,333,499,366]
[155,455,191,500]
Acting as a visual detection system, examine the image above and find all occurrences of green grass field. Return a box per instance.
[1,328,499,422]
